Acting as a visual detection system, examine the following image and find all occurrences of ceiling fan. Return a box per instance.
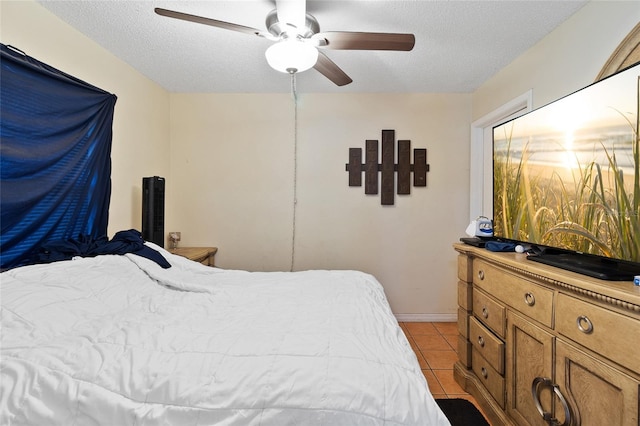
[155,1,415,86]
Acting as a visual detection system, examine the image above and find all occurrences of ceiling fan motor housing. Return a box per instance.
[265,9,320,39]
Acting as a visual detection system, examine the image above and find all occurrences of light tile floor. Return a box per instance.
[399,321,492,424]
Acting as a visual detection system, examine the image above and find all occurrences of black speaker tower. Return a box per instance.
[142,176,165,247]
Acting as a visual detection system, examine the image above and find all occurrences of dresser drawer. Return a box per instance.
[472,347,505,408]
[469,316,505,374]
[473,259,554,327]
[473,288,506,338]
[556,293,640,373]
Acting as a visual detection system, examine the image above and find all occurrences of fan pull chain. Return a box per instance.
[290,72,298,272]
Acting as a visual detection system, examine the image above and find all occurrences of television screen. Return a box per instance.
[492,63,640,280]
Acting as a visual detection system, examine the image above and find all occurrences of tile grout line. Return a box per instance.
[401,322,468,398]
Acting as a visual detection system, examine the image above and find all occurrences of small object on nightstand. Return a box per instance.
[169,247,218,267]
[168,232,181,249]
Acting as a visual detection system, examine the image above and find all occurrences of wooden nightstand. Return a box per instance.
[168,247,218,267]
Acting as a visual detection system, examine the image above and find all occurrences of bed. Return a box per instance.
[1,43,449,425]
[0,242,450,425]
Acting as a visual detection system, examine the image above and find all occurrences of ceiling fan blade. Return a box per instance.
[154,8,268,38]
[275,0,306,30]
[313,51,353,86]
[314,32,415,51]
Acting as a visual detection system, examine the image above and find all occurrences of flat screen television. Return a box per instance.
[492,63,640,281]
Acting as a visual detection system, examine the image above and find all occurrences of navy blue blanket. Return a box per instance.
[31,229,171,268]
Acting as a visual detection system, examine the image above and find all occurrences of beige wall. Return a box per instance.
[0,1,171,236]
[3,0,636,317]
[169,0,640,316]
[2,1,468,318]
[169,93,471,316]
[473,1,639,120]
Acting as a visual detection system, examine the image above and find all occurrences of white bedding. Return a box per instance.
[0,247,450,425]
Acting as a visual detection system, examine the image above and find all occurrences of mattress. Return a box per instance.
[0,246,450,425]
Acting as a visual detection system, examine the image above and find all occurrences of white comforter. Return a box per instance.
[0,248,450,426]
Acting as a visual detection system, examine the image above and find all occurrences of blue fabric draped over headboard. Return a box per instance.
[0,44,117,269]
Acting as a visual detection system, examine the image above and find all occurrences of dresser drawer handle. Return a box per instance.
[532,377,572,426]
[481,367,488,379]
[478,270,485,280]
[481,307,489,319]
[478,336,485,347]
[524,292,536,306]
[577,315,594,334]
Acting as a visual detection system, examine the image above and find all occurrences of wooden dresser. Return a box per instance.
[168,247,218,266]
[454,243,640,426]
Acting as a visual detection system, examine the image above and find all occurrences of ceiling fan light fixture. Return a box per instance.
[265,40,318,74]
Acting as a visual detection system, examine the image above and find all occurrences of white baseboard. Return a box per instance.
[394,313,457,322]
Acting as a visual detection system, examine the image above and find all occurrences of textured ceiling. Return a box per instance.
[37,0,588,93]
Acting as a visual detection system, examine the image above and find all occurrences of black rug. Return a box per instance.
[435,398,490,426]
